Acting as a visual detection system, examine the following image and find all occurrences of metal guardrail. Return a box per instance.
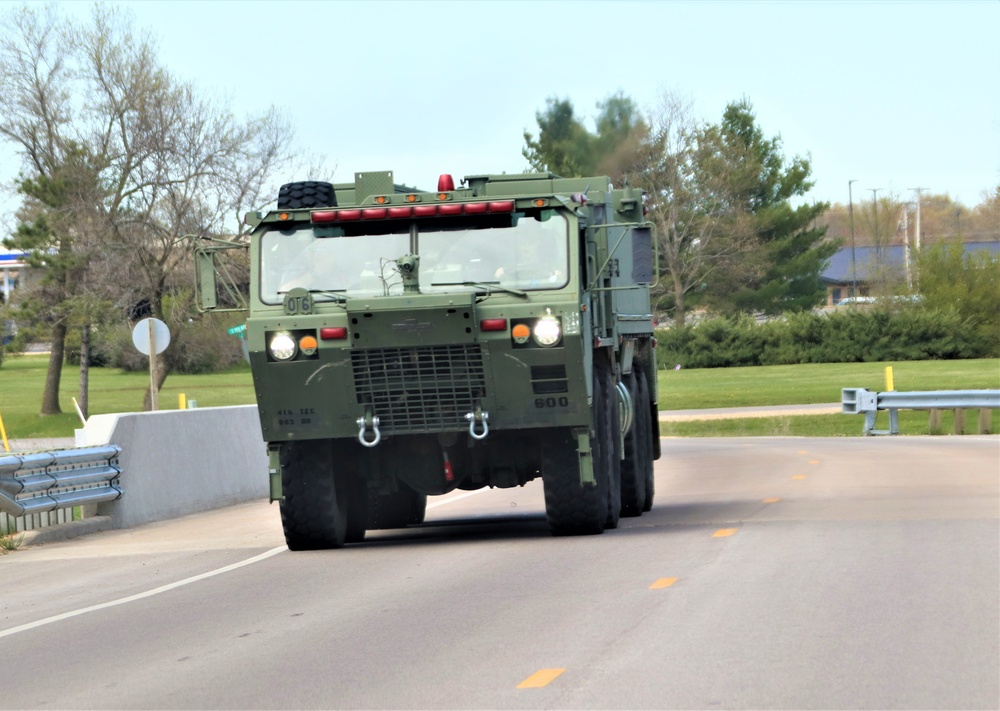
[842,388,1000,435]
[0,445,122,518]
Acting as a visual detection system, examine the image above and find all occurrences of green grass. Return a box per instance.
[660,410,1000,438]
[1,354,997,440]
[656,359,1000,409]
[0,354,256,440]
[654,358,999,437]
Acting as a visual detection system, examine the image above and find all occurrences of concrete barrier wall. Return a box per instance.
[84,406,269,529]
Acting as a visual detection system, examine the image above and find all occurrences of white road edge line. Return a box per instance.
[1,490,492,639]
[0,546,286,640]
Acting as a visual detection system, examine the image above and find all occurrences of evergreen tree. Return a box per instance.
[522,93,647,181]
[702,99,836,314]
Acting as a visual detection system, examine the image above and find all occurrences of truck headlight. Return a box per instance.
[269,331,297,361]
[533,315,561,347]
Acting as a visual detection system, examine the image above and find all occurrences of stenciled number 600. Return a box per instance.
[535,396,569,408]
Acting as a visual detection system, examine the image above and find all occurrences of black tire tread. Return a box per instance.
[279,440,347,550]
[542,430,605,535]
[603,364,622,530]
[543,364,616,536]
[277,180,335,210]
[638,369,656,512]
[620,372,647,517]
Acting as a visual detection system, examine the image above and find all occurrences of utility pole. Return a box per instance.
[848,180,858,297]
[900,203,914,289]
[868,188,882,243]
[868,188,883,288]
[908,187,926,250]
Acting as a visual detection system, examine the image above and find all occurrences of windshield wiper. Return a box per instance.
[278,289,348,305]
[309,289,348,303]
[430,281,528,298]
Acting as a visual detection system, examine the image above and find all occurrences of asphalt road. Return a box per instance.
[2,436,998,710]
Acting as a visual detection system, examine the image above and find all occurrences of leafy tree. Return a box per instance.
[700,99,836,315]
[523,92,647,182]
[522,97,592,177]
[1,4,301,411]
[625,93,753,326]
[3,140,110,414]
[915,240,1000,355]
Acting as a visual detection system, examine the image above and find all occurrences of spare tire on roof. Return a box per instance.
[277,181,336,210]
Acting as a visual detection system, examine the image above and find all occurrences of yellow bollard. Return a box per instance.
[179,393,187,410]
[884,366,894,392]
[0,410,9,452]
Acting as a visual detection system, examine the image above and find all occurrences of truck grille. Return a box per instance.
[351,344,487,433]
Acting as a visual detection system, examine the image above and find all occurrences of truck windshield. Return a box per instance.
[259,210,569,303]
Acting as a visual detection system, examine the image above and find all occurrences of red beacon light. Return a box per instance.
[437,174,455,192]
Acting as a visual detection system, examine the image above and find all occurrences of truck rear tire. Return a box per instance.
[602,364,622,530]
[279,440,350,550]
[620,372,647,517]
[637,369,655,512]
[277,181,335,210]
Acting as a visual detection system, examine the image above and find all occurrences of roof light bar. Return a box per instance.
[310,199,517,223]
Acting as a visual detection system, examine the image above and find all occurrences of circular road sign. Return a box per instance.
[132,317,171,356]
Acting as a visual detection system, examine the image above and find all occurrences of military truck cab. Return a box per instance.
[197,170,660,549]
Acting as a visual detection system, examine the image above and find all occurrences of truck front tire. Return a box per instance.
[543,363,618,535]
[280,440,358,549]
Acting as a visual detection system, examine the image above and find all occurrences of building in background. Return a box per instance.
[820,242,1000,306]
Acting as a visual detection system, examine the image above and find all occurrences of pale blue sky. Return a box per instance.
[2,0,998,232]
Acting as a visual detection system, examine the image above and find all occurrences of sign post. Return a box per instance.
[132,317,171,411]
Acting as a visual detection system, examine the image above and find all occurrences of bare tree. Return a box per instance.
[624,92,755,326]
[1,4,299,411]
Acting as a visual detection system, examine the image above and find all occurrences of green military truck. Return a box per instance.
[196,170,660,549]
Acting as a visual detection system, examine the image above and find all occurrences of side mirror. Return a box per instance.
[630,225,655,285]
[196,249,218,310]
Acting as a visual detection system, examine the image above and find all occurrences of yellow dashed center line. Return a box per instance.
[808,459,820,464]
[762,497,780,503]
[792,475,807,480]
[517,668,565,688]
[649,577,678,589]
[713,528,738,537]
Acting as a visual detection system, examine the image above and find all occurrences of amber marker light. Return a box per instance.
[406,194,418,202]
[298,334,318,356]
[375,196,387,204]
[279,213,290,221]
[512,323,531,344]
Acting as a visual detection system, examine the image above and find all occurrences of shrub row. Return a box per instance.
[86,313,246,374]
[655,309,997,369]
